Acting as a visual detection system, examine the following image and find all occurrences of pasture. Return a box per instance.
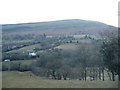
[55,43,79,51]
[2,59,35,65]
[6,44,41,53]
[2,71,119,88]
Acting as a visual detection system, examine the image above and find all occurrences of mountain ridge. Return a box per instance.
[2,19,117,35]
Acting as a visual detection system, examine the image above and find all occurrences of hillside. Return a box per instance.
[2,19,117,35]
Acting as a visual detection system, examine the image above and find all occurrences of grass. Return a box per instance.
[7,44,41,53]
[55,43,79,51]
[55,42,93,51]
[72,39,93,43]
[2,71,119,88]
[73,35,86,38]
[11,60,36,65]
[73,34,101,40]
[3,40,33,44]
[2,59,35,66]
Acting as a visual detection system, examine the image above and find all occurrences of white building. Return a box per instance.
[4,59,11,62]
[29,52,37,56]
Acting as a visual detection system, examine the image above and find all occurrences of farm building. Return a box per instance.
[28,52,37,56]
[4,59,11,62]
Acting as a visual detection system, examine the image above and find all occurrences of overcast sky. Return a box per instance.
[0,0,119,26]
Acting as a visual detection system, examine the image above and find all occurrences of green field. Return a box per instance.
[55,43,79,51]
[7,44,41,53]
[2,71,119,88]
[2,59,35,66]
[10,59,35,65]
[3,40,33,44]
[73,35,86,38]
[55,43,94,51]
[72,39,93,43]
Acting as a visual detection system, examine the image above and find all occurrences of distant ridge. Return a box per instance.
[2,19,117,35]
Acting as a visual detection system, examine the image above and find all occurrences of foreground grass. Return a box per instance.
[2,71,119,88]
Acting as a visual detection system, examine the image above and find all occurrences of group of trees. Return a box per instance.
[100,31,120,81]
[31,44,106,80]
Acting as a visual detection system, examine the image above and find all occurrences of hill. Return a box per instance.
[2,19,117,36]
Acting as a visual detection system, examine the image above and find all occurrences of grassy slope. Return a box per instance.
[11,60,36,65]
[55,42,93,51]
[3,40,33,44]
[2,71,118,88]
[55,43,79,51]
[2,60,35,65]
[6,44,41,53]
[73,35,101,39]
